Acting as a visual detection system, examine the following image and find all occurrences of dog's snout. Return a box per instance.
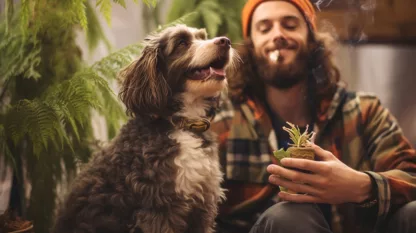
[214,37,231,48]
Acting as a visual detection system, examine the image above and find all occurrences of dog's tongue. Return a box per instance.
[210,67,225,76]
[190,67,226,80]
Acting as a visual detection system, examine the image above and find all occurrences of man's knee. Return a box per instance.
[249,202,331,233]
[386,201,416,233]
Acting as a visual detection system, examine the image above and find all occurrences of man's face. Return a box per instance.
[250,1,311,89]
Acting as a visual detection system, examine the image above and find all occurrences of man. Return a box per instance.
[211,0,416,233]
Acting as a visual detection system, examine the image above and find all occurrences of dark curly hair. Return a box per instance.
[226,30,341,113]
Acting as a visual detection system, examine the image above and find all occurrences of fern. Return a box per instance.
[96,0,113,25]
[166,0,245,42]
[0,1,160,232]
[142,0,157,8]
[6,99,68,156]
[85,0,113,55]
[198,1,222,37]
[0,14,41,81]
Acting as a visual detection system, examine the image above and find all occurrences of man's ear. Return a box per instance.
[118,45,170,117]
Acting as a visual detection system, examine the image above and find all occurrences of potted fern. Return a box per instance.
[273,122,315,193]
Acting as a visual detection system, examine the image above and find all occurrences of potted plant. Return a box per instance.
[273,122,315,193]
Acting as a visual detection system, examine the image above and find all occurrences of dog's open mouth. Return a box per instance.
[188,58,228,81]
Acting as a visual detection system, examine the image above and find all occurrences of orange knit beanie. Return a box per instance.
[242,0,317,39]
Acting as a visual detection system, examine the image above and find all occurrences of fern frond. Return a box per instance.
[157,12,199,32]
[92,43,144,80]
[142,0,157,8]
[64,0,88,30]
[113,0,127,8]
[167,0,198,23]
[166,0,245,42]
[85,1,113,55]
[198,1,222,37]
[19,0,33,36]
[6,99,67,157]
[0,14,41,82]
[4,0,14,34]
[96,0,113,25]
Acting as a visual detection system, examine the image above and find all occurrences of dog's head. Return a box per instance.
[118,25,236,118]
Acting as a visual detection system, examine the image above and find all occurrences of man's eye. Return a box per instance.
[258,25,271,34]
[283,20,298,30]
[284,24,297,30]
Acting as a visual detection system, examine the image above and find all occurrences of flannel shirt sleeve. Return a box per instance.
[360,95,416,229]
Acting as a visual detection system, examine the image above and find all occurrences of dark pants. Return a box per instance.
[249,201,416,233]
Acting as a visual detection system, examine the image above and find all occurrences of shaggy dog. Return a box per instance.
[52,24,237,233]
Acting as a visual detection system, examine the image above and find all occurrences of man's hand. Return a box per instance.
[267,144,373,205]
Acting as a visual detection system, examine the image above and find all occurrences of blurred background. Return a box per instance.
[76,0,416,146]
[0,0,415,232]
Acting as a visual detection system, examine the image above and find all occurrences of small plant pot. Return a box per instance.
[287,146,315,160]
[279,146,315,194]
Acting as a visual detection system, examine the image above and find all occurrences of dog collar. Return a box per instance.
[170,116,211,133]
[168,96,220,133]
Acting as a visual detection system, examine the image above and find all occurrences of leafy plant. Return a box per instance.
[283,122,314,147]
[0,0,156,232]
[273,122,315,162]
[166,0,247,42]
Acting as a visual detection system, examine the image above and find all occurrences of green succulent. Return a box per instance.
[273,122,315,163]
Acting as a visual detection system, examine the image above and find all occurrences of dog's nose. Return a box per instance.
[214,37,231,48]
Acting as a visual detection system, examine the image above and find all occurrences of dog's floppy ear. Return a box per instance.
[119,43,170,117]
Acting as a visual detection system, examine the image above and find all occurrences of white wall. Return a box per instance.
[336,44,416,146]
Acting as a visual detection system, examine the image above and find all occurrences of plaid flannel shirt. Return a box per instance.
[211,83,416,233]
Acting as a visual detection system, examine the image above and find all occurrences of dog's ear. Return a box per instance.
[118,44,170,117]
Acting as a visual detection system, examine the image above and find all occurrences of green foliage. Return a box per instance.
[0,0,157,232]
[85,1,113,53]
[282,122,314,147]
[167,0,246,42]
[273,148,291,163]
[142,0,158,8]
[273,122,315,165]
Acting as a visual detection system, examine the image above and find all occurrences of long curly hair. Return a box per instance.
[227,30,341,112]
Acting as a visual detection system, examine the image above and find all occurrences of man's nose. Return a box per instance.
[271,26,287,47]
[272,25,284,38]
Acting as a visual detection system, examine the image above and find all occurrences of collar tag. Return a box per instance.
[184,118,211,133]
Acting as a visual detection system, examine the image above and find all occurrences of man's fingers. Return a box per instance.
[269,175,323,196]
[278,191,324,203]
[280,158,329,175]
[311,143,334,161]
[267,164,321,186]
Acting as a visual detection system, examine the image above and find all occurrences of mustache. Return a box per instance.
[273,38,297,50]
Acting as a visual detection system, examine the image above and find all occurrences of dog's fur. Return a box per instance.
[52,25,237,233]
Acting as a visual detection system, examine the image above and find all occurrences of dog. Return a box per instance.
[52,24,237,233]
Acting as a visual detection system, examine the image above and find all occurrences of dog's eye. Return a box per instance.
[177,40,188,47]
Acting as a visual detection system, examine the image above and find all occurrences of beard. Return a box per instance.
[253,45,311,89]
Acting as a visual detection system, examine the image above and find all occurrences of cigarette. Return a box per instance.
[269,50,280,62]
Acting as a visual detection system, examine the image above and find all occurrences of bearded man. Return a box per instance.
[211,1,416,233]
